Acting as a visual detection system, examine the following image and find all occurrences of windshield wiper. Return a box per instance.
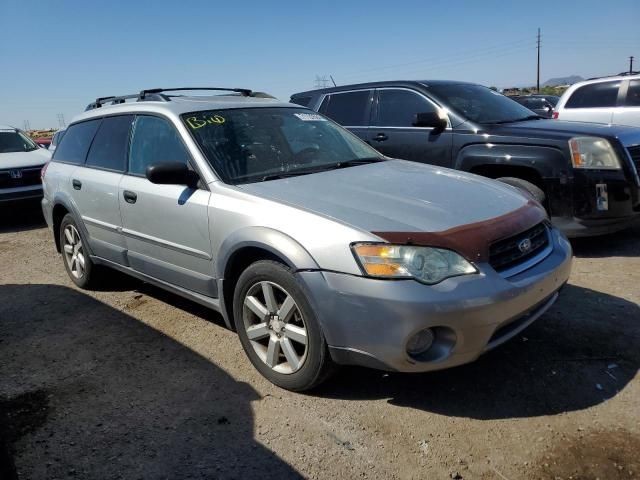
[261,157,385,181]
[486,115,543,125]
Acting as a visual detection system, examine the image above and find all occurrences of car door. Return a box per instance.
[611,79,640,128]
[317,89,373,142]
[368,88,453,167]
[119,114,215,297]
[67,116,130,265]
[562,80,620,124]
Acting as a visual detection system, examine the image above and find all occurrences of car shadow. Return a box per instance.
[0,284,301,480]
[570,223,640,258]
[0,200,46,233]
[314,284,640,420]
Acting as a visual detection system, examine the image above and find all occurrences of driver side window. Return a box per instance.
[376,89,437,127]
[129,115,191,176]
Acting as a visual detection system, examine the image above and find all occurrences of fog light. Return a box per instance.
[406,328,435,356]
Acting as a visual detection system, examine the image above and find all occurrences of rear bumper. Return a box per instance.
[297,228,572,372]
[0,185,43,203]
[41,196,53,229]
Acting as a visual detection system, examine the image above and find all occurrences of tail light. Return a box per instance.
[552,111,559,119]
[41,162,50,180]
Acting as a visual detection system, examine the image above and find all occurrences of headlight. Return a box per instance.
[569,137,621,170]
[352,244,477,285]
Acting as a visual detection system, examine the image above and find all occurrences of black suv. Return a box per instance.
[291,81,640,237]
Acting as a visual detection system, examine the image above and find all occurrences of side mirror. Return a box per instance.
[146,162,199,189]
[413,112,447,133]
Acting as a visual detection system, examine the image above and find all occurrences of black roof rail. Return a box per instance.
[139,87,253,99]
[85,87,255,111]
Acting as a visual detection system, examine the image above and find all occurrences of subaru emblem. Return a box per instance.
[518,238,532,253]
[10,169,22,179]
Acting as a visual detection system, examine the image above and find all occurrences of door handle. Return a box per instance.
[123,190,137,204]
[72,179,82,190]
[373,133,388,142]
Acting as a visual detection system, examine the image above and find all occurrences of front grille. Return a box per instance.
[0,167,43,189]
[628,145,640,172]
[489,222,549,273]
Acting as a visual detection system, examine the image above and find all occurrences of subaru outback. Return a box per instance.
[42,87,572,391]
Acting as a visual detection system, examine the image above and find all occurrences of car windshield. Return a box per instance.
[427,84,539,124]
[182,107,384,184]
[0,130,39,154]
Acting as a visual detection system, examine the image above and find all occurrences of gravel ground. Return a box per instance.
[1,202,639,480]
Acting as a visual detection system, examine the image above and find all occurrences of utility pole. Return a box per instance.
[23,120,31,131]
[630,56,635,74]
[57,113,66,128]
[536,28,541,93]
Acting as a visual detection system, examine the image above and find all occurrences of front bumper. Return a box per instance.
[297,228,572,372]
[548,168,640,237]
[0,185,43,203]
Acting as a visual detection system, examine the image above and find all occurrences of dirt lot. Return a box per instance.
[1,202,639,480]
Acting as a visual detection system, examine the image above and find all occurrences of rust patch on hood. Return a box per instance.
[372,200,547,263]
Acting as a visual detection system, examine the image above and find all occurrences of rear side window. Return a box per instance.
[319,90,371,126]
[625,80,640,107]
[565,81,620,109]
[52,119,101,164]
[128,115,191,176]
[85,115,133,172]
[290,96,312,107]
[375,89,436,127]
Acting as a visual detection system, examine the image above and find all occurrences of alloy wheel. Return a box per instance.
[63,225,85,279]
[242,281,308,374]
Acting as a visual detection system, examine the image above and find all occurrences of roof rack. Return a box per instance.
[85,87,255,111]
[586,71,640,81]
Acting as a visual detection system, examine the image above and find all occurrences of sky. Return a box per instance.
[1,0,638,129]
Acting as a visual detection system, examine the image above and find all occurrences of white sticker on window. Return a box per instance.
[294,113,327,121]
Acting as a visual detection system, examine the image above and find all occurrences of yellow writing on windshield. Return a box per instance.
[186,114,226,129]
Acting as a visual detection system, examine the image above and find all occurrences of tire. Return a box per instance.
[233,260,334,391]
[59,214,98,289]
[497,177,546,204]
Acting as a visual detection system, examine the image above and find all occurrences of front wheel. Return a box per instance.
[233,260,334,391]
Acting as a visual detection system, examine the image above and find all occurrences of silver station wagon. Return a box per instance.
[41,87,572,391]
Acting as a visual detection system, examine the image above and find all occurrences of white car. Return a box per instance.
[0,125,51,203]
[554,74,640,127]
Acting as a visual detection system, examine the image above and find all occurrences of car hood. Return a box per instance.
[238,160,530,233]
[0,148,51,169]
[486,118,640,141]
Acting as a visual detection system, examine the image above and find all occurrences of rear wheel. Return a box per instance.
[60,214,97,289]
[497,177,546,204]
[233,260,334,391]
